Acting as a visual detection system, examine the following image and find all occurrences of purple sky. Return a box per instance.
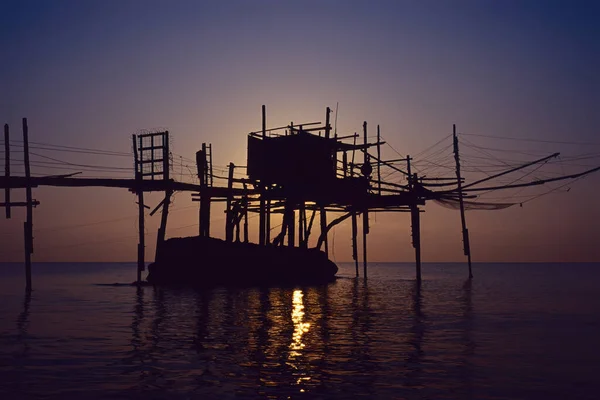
[1,0,599,262]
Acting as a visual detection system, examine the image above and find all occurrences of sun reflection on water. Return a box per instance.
[289,289,311,388]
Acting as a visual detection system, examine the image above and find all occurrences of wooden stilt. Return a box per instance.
[265,193,271,245]
[352,211,358,277]
[453,125,473,279]
[320,206,328,256]
[225,163,235,242]
[133,135,145,284]
[287,204,295,248]
[407,156,421,283]
[155,132,171,261]
[363,211,368,278]
[4,124,10,219]
[377,125,381,195]
[243,183,249,243]
[22,119,32,291]
[411,203,422,284]
[259,105,267,246]
[298,201,306,249]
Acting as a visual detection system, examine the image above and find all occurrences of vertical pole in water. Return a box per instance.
[453,125,473,279]
[377,125,381,195]
[362,121,369,278]
[320,208,328,256]
[259,105,267,246]
[133,135,145,284]
[320,107,331,255]
[243,183,249,243]
[352,211,358,277]
[156,132,171,261]
[298,202,304,248]
[197,145,206,236]
[285,203,295,248]
[226,162,235,243]
[4,124,11,219]
[265,187,271,245]
[22,118,32,291]
[407,156,421,283]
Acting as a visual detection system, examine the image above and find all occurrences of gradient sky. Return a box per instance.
[1,0,599,263]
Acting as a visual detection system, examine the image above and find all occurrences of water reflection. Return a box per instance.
[288,289,311,391]
[118,278,478,398]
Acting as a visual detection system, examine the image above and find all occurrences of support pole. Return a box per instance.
[133,135,145,284]
[23,118,32,291]
[155,132,171,261]
[298,202,305,249]
[4,124,10,219]
[377,125,381,195]
[362,121,369,278]
[325,107,331,139]
[197,146,211,237]
[351,211,358,277]
[259,105,266,246]
[320,206,328,256]
[225,162,235,242]
[265,191,271,245]
[410,202,422,284]
[243,183,249,243]
[287,205,295,248]
[407,156,421,283]
[363,211,368,278]
[453,125,473,279]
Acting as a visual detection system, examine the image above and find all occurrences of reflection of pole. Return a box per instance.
[453,125,473,279]
[23,119,33,291]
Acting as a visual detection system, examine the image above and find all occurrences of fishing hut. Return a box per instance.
[3,108,600,290]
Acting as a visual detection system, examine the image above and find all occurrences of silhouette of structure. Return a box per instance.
[2,109,600,289]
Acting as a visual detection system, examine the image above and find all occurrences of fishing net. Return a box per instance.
[434,197,516,210]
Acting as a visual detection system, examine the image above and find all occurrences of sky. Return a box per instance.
[1,0,599,264]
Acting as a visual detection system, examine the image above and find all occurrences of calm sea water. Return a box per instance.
[0,262,599,399]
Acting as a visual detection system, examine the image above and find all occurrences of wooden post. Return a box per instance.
[407,156,421,283]
[243,183,249,243]
[411,202,422,284]
[259,105,267,246]
[133,135,145,284]
[325,107,331,139]
[225,162,235,242]
[286,203,295,248]
[342,151,348,178]
[197,145,211,238]
[298,201,304,249]
[363,211,368,278]
[22,118,32,291]
[352,211,358,277]
[4,124,10,219]
[453,125,473,279]
[265,188,271,245]
[320,207,328,256]
[155,132,171,260]
[377,125,381,195]
[362,121,369,278]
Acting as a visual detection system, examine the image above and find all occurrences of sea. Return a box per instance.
[0,262,599,400]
